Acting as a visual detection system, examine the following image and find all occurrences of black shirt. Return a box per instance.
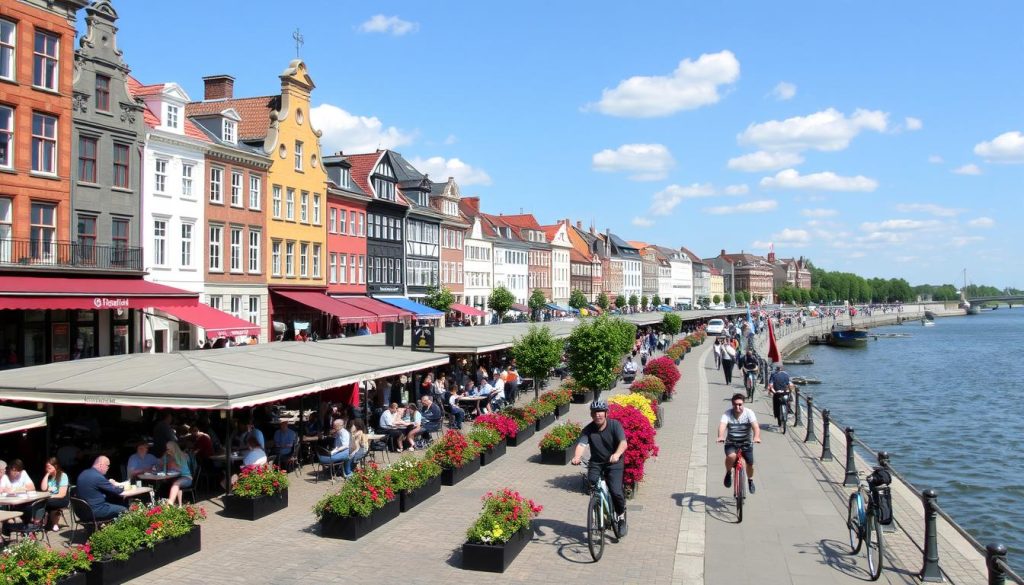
[579,419,627,466]
[740,354,759,370]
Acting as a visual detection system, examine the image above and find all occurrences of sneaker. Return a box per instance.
[748,479,756,494]
[724,471,732,488]
[51,525,59,532]
[616,514,628,537]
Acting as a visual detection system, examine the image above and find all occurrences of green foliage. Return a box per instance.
[661,312,682,335]
[597,292,610,310]
[569,289,588,310]
[538,421,582,451]
[425,430,482,469]
[528,288,547,320]
[510,325,563,396]
[89,502,206,561]
[640,295,649,310]
[723,292,732,304]
[467,425,503,449]
[628,294,639,308]
[465,488,542,545]
[0,541,92,584]
[614,294,626,309]
[652,294,661,307]
[423,286,456,313]
[712,294,722,305]
[387,456,442,493]
[232,463,288,498]
[313,463,395,519]
[488,285,516,320]
[566,316,636,392]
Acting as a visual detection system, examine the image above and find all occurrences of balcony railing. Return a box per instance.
[0,238,143,271]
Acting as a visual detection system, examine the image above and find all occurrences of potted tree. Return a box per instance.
[223,463,289,521]
[388,455,442,513]
[510,325,564,400]
[0,541,92,585]
[314,463,398,540]
[538,421,582,465]
[566,317,636,402]
[502,407,537,447]
[427,430,482,486]
[468,425,506,466]
[462,488,542,573]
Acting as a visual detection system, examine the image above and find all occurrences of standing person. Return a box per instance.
[571,400,629,537]
[720,339,737,385]
[76,456,126,521]
[40,458,69,531]
[713,338,722,370]
[716,393,761,494]
[151,411,176,458]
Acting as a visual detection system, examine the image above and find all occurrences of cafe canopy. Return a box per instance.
[339,320,579,354]
[0,405,47,435]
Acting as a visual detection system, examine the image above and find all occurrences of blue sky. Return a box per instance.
[98,1,1021,288]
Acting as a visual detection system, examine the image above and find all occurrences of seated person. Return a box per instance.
[0,459,36,493]
[419,395,444,435]
[238,422,265,451]
[623,358,638,375]
[163,441,193,507]
[272,421,298,461]
[187,426,214,461]
[242,436,268,467]
[40,457,70,531]
[75,456,126,521]
[345,420,369,478]
[317,419,351,473]
[446,387,466,430]
[126,441,160,479]
[401,402,423,450]
[379,403,410,452]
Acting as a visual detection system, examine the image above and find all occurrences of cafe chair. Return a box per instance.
[314,447,345,484]
[181,464,201,504]
[69,496,107,543]
[9,500,50,545]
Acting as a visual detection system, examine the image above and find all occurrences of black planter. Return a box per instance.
[570,390,594,404]
[540,445,574,465]
[462,525,532,573]
[535,412,555,432]
[554,403,569,418]
[399,475,441,512]
[661,392,673,402]
[673,358,681,365]
[319,497,400,541]
[506,425,534,447]
[57,573,87,585]
[480,440,506,466]
[686,347,691,353]
[441,457,482,486]
[87,526,201,585]
[222,488,288,521]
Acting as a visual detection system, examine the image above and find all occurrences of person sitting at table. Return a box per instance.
[344,420,369,478]
[317,419,351,476]
[378,403,409,452]
[126,441,160,480]
[446,386,466,430]
[402,401,423,451]
[76,456,126,521]
[273,420,298,462]
[40,457,70,532]
[0,459,36,494]
[163,441,193,507]
[238,421,265,451]
[419,395,444,439]
[187,425,214,461]
[242,436,268,467]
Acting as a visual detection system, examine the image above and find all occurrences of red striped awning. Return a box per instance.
[450,303,487,318]
[273,290,375,323]
[160,303,261,338]
[0,276,198,310]
[332,296,414,320]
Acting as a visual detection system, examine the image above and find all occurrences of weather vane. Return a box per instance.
[292,28,304,58]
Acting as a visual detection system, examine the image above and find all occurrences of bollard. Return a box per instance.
[843,427,858,485]
[820,409,834,460]
[986,543,1007,585]
[920,489,944,582]
[793,387,802,427]
[804,396,816,443]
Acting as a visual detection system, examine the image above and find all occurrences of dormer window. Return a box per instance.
[443,200,458,216]
[339,168,350,188]
[222,119,236,144]
[373,160,396,201]
[166,105,179,129]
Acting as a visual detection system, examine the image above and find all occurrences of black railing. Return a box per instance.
[0,238,142,271]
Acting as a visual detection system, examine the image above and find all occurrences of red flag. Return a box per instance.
[767,318,781,364]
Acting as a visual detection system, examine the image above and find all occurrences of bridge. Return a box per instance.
[965,295,1024,304]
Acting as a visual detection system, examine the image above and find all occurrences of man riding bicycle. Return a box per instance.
[767,363,795,424]
[572,400,628,537]
[739,348,759,398]
[717,393,761,493]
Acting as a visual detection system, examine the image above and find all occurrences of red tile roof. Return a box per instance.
[127,76,210,142]
[344,151,409,206]
[627,240,648,250]
[185,95,278,141]
[498,213,542,230]
[539,224,562,242]
[566,225,596,263]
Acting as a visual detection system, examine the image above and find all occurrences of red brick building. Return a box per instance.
[323,154,370,296]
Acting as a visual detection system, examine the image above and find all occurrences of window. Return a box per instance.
[300,191,308,222]
[349,211,356,236]
[339,167,350,188]
[248,175,261,209]
[0,199,11,261]
[76,215,96,264]
[31,113,57,174]
[33,31,58,90]
[271,240,281,276]
[154,159,167,193]
[152,219,167,266]
[182,164,194,198]
[299,243,308,277]
[209,167,223,203]
[95,75,110,112]
[337,254,346,284]
[78,136,97,182]
[329,253,337,283]
[338,210,347,234]
[358,212,365,236]
[285,242,295,276]
[180,223,193,267]
[208,295,221,310]
[329,208,337,233]
[247,296,259,325]
[312,194,321,224]
[294,141,303,170]
[229,227,242,272]
[112,218,129,255]
[165,104,179,129]
[230,171,243,206]
[372,161,396,200]
[208,225,222,271]
[285,188,294,220]
[230,295,242,319]
[30,202,55,260]
[248,229,260,273]
[112,143,129,188]
[359,255,365,284]
[312,244,321,278]
[222,119,236,143]
[373,256,382,283]
[272,185,282,218]
[0,20,14,81]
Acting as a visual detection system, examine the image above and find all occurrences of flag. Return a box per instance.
[767,317,781,364]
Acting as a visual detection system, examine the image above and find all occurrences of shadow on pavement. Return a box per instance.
[545,473,586,494]
[796,539,872,581]
[672,491,736,524]
[533,518,599,564]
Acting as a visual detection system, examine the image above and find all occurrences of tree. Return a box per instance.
[510,325,564,400]
[652,294,662,307]
[628,294,639,309]
[615,294,626,309]
[661,313,682,336]
[723,292,732,304]
[528,289,547,321]
[597,292,610,311]
[569,289,588,310]
[640,295,649,310]
[423,286,455,314]
[712,294,721,305]
[488,286,515,321]
[566,316,637,395]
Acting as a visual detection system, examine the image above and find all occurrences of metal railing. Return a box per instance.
[0,237,143,271]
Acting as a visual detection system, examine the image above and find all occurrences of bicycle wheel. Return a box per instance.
[865,511,883,580]
[735,464,747,523]
[847,492,864,553]
[586,492,605,561]
[779,403,788,434]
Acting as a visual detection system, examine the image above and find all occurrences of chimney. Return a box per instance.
[721,249,726,257]
[203,75,235,100]
[577,220,583,229]
[768,251,776,263]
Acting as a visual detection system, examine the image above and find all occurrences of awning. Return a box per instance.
[546,303,575,313]
[0,276,198,310]
[510,303,531,313]
[377,297,443,318]
[160,304,261,338]
[333,296,413,320]
[587,304,603,314]
[0,406,46,435]
[273,290,374,323]
[450,303,487,318]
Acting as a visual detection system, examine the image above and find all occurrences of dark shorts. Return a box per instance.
[724,443,754,465]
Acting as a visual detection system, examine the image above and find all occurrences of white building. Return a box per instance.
[543,222,572,305]
[462,216,494,317]
[654,245,693,307]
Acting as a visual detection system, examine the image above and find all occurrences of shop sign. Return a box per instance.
[93,297,130,309]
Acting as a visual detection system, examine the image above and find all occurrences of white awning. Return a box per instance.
[0,406,46,435]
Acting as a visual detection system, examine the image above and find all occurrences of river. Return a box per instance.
[785,308,1024,558]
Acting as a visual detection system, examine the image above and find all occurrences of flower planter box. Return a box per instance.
[86,526,201,585]
[399,475,441,513]
[462,525,532,573]
[441,457,482,486]
[480,440,506,466]
[58,573,87,585]
[319,498,400,541]
[222,488,288,521]
[570,390,594,404]
[534,412,556,432]
[661,392,673,402]
[686,347,691,353]
[506,425,534,447]
[554,403,569,418]
[540,445,574,465]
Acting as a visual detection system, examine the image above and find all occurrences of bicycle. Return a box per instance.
[726,442,751,523]
[580,460,625,561]
[775,390,793,434]
[846,468,888,580]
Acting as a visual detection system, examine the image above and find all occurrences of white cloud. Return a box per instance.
[723,184,749,195]
[311,103,415,154]
[967,217,995,228]
[586,50,740,118]
[738,108,889,152]
[893,256,918,263]
[952,236,984,247]
[801,208,838,218]
[905,117,923,131]
[358,15,419,36]
[443,134,458,145]
[952,164,982,175]
[973,131,1024,163]
[760,169,878,192]
[727,150,804,172]
[704,200,778,215]
[592,143,676,181]
[631,216,654,227]
[860,219,941,231]
[408,156,492,186]
[894,203,964,217]
[928,155,944,164]
[649,183,716,216]
[772,228,811,243]
[772,82,797,101]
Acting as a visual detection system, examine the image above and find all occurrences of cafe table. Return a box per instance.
[119,484,155,504]
[0,491,52,508]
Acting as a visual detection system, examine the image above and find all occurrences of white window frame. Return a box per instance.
[248,229,261,273]
[230,171,243,207]
[358,212,365,236]
[222,119,236,144]
[328,253,337,283]
[182,163,194,198]
[299,243,309,277]
[31,112,57,175]
[285,241,295,276]
[248,175,261,210]
[209,167,223,203]
[230,295,242,319]
[152,219,167,266]
[359,255,366,284]
[0,19,14,82]
[300,191,308,223]
[165,104,179,129]
[312,244,321,278]
[208,224,223,272]
[294,140,303,170]
[180,222,193,268]
[339,210,347,235]
[285,188,295,220]
[32,31,58,91]
[154,159,167,193]
[229,227,243,273]
[271,240,282,276]
[312,193,321,225]
[247,296,259,325]
[338,254,347,284]
[351,254,358,284]
[0,105,12,169]
[329,208,337,233]
[272,185,282,218]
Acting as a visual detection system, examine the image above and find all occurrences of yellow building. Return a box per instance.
[709,267,726,302]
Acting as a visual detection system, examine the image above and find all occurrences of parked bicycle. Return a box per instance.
[579,459,626,561]
[846,467,893,580]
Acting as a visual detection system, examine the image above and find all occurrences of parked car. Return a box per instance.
[706,318,726,335]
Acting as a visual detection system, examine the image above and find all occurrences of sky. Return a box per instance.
[94,1,1022,288]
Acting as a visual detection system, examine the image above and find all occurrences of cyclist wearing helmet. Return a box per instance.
[767,363,794,422]
[572,400,629,536]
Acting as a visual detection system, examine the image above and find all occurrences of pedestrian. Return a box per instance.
[713,338,722,370]
[720,338,737,385]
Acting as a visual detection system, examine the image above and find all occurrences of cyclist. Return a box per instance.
[716,393,761,493]
[572,400,628,537]
[767,364,794,425]
[738,348,759,398]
